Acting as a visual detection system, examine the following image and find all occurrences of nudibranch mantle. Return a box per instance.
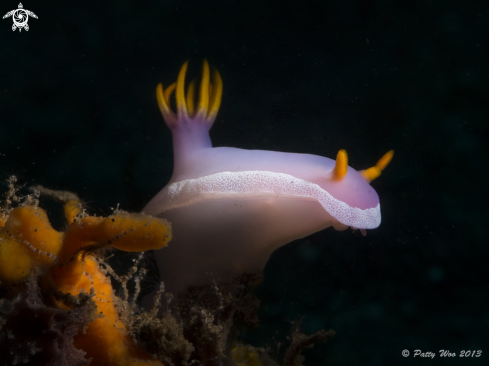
[145,170,380,230]
[143,60,392,295]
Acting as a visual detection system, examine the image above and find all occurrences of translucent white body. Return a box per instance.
[144,141,381,295]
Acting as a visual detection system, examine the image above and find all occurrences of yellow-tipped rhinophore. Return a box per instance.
[155,60,223,128]
[360,150,394,182]
[332,149,348,181]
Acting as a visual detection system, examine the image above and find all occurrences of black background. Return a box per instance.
[1,0,488,364]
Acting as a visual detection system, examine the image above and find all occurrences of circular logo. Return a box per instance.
[402,349,410,357]
[12,9,28,28]
[2,3,38,32]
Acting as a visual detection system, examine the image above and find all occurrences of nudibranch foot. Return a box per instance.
[144,61,393,296]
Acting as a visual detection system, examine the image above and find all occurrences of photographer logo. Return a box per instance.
[3,3,37,32]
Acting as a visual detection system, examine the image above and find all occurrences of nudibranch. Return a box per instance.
[143,60,393,295]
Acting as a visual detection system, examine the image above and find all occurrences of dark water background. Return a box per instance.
[0,0,488,364]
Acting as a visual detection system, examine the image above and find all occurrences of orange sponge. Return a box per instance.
[0,206,63,283]
[0,191,171,366]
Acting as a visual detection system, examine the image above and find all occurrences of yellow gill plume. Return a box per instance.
[156,60,223,128]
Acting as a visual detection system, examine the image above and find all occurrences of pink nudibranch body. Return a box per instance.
[143,60,393,295]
